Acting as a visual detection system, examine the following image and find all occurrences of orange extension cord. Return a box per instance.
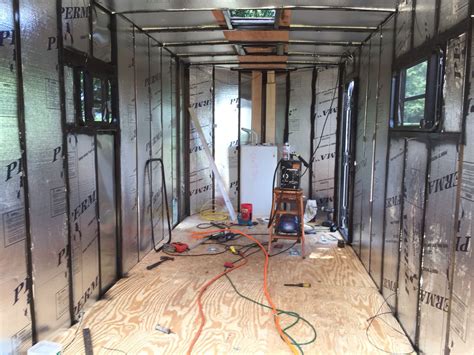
[186,229,299,355]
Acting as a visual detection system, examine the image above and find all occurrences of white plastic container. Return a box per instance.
[27,341,62,355]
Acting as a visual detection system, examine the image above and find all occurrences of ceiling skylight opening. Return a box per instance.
[229,9,276,27]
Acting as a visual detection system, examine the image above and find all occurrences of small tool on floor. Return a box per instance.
[171,242,189,253]
[82,328,93,355]
[147,256,174,270]
[284,283,311,288]
[155,323,172,334]
[224,262,234,268]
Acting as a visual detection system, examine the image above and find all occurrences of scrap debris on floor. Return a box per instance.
[50,215,414,354]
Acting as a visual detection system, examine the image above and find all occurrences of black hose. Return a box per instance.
[145,158,172,252]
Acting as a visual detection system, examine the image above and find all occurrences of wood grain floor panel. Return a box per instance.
[50,215,414,354]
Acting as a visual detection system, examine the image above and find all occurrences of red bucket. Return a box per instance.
[240,203,253,223]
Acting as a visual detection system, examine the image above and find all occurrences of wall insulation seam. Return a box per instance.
[367,28,383,288]
[308,67,317,198]
[414,141,432,349]
[333,63,345,224]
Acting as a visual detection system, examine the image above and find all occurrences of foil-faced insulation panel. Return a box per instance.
[149,45,165,249]
[397,139,428,343]
[189,66,213,214]
[438,0,469,33]
[442,33,467,133]
[92,5,111,62]
[62,0,90,55]
[382,138,405,310]
[275,73,287,146]
[64,65,75,124]
[360,35,379,272]
[0,0,31,350]
[352,43,370,256]
[214,68,239,209]
[312,67,338,217]
[67,134,99,320]
[171,59,179,225]
[395,0,413,57]
[97,134,117,292]
[117,18,138,273]
[239,72,252,143]
[289,68,312,197]
[413,0,436,48]
[20,0,70,339]
[418,143,458,354]
[449,29,474,354]
[162,50,174,232]
[370,20,393,288]
[135,33,152,259]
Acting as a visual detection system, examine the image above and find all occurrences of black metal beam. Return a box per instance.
[188,60,339,66]
[161,40,361,47]
[176,51,347,58]
[115,5,396,15]
[143,24,376,33]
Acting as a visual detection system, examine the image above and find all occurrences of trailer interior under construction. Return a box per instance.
[1,0,473,354]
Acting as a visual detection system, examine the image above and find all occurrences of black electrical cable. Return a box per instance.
[224,273,317,354]
[365,293,415,354]
[301,73,340,178]
[145,158,172,252]
[62,312,85,352]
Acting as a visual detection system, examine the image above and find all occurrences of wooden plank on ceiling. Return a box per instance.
[224,30,289,42]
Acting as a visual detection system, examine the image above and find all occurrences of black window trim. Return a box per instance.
[63,47,118,129]
[390,49,443,132]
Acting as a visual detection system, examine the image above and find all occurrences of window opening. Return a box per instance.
[229,9,276,27]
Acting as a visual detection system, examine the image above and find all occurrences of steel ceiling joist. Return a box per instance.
[115,5,396,15]
[142,24,376,33]
[188,60,340,65]
[176,51,348,58]
[160,39,360,47]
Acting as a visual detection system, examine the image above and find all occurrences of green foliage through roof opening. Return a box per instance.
[229,9,276,18]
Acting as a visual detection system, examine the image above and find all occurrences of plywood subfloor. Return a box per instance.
[50,215,414,354]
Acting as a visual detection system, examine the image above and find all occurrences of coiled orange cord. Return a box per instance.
[186,229,299,355]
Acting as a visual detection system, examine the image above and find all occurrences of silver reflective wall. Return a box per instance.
[68,134,99,320]
[289,68,313,196]
[0,0,31,350]
[350,2,472,354]
[189,66,213,214]
[449,27,474,354]
[21,0,70,340]
[312,67,339,217]
[214,68,239,208]
[117,17,138,273]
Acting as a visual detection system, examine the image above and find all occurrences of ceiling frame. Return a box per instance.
[115,5,396,15]
[142,24,376,33]
[159,39,361,47]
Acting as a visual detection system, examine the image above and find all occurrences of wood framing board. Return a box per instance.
[49,215,414,354]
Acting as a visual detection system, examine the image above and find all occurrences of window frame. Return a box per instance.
[64,47,118,129]
[391,50,443,132]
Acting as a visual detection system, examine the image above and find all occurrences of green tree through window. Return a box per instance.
[401,61,427,126]
[229,9,275,18]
